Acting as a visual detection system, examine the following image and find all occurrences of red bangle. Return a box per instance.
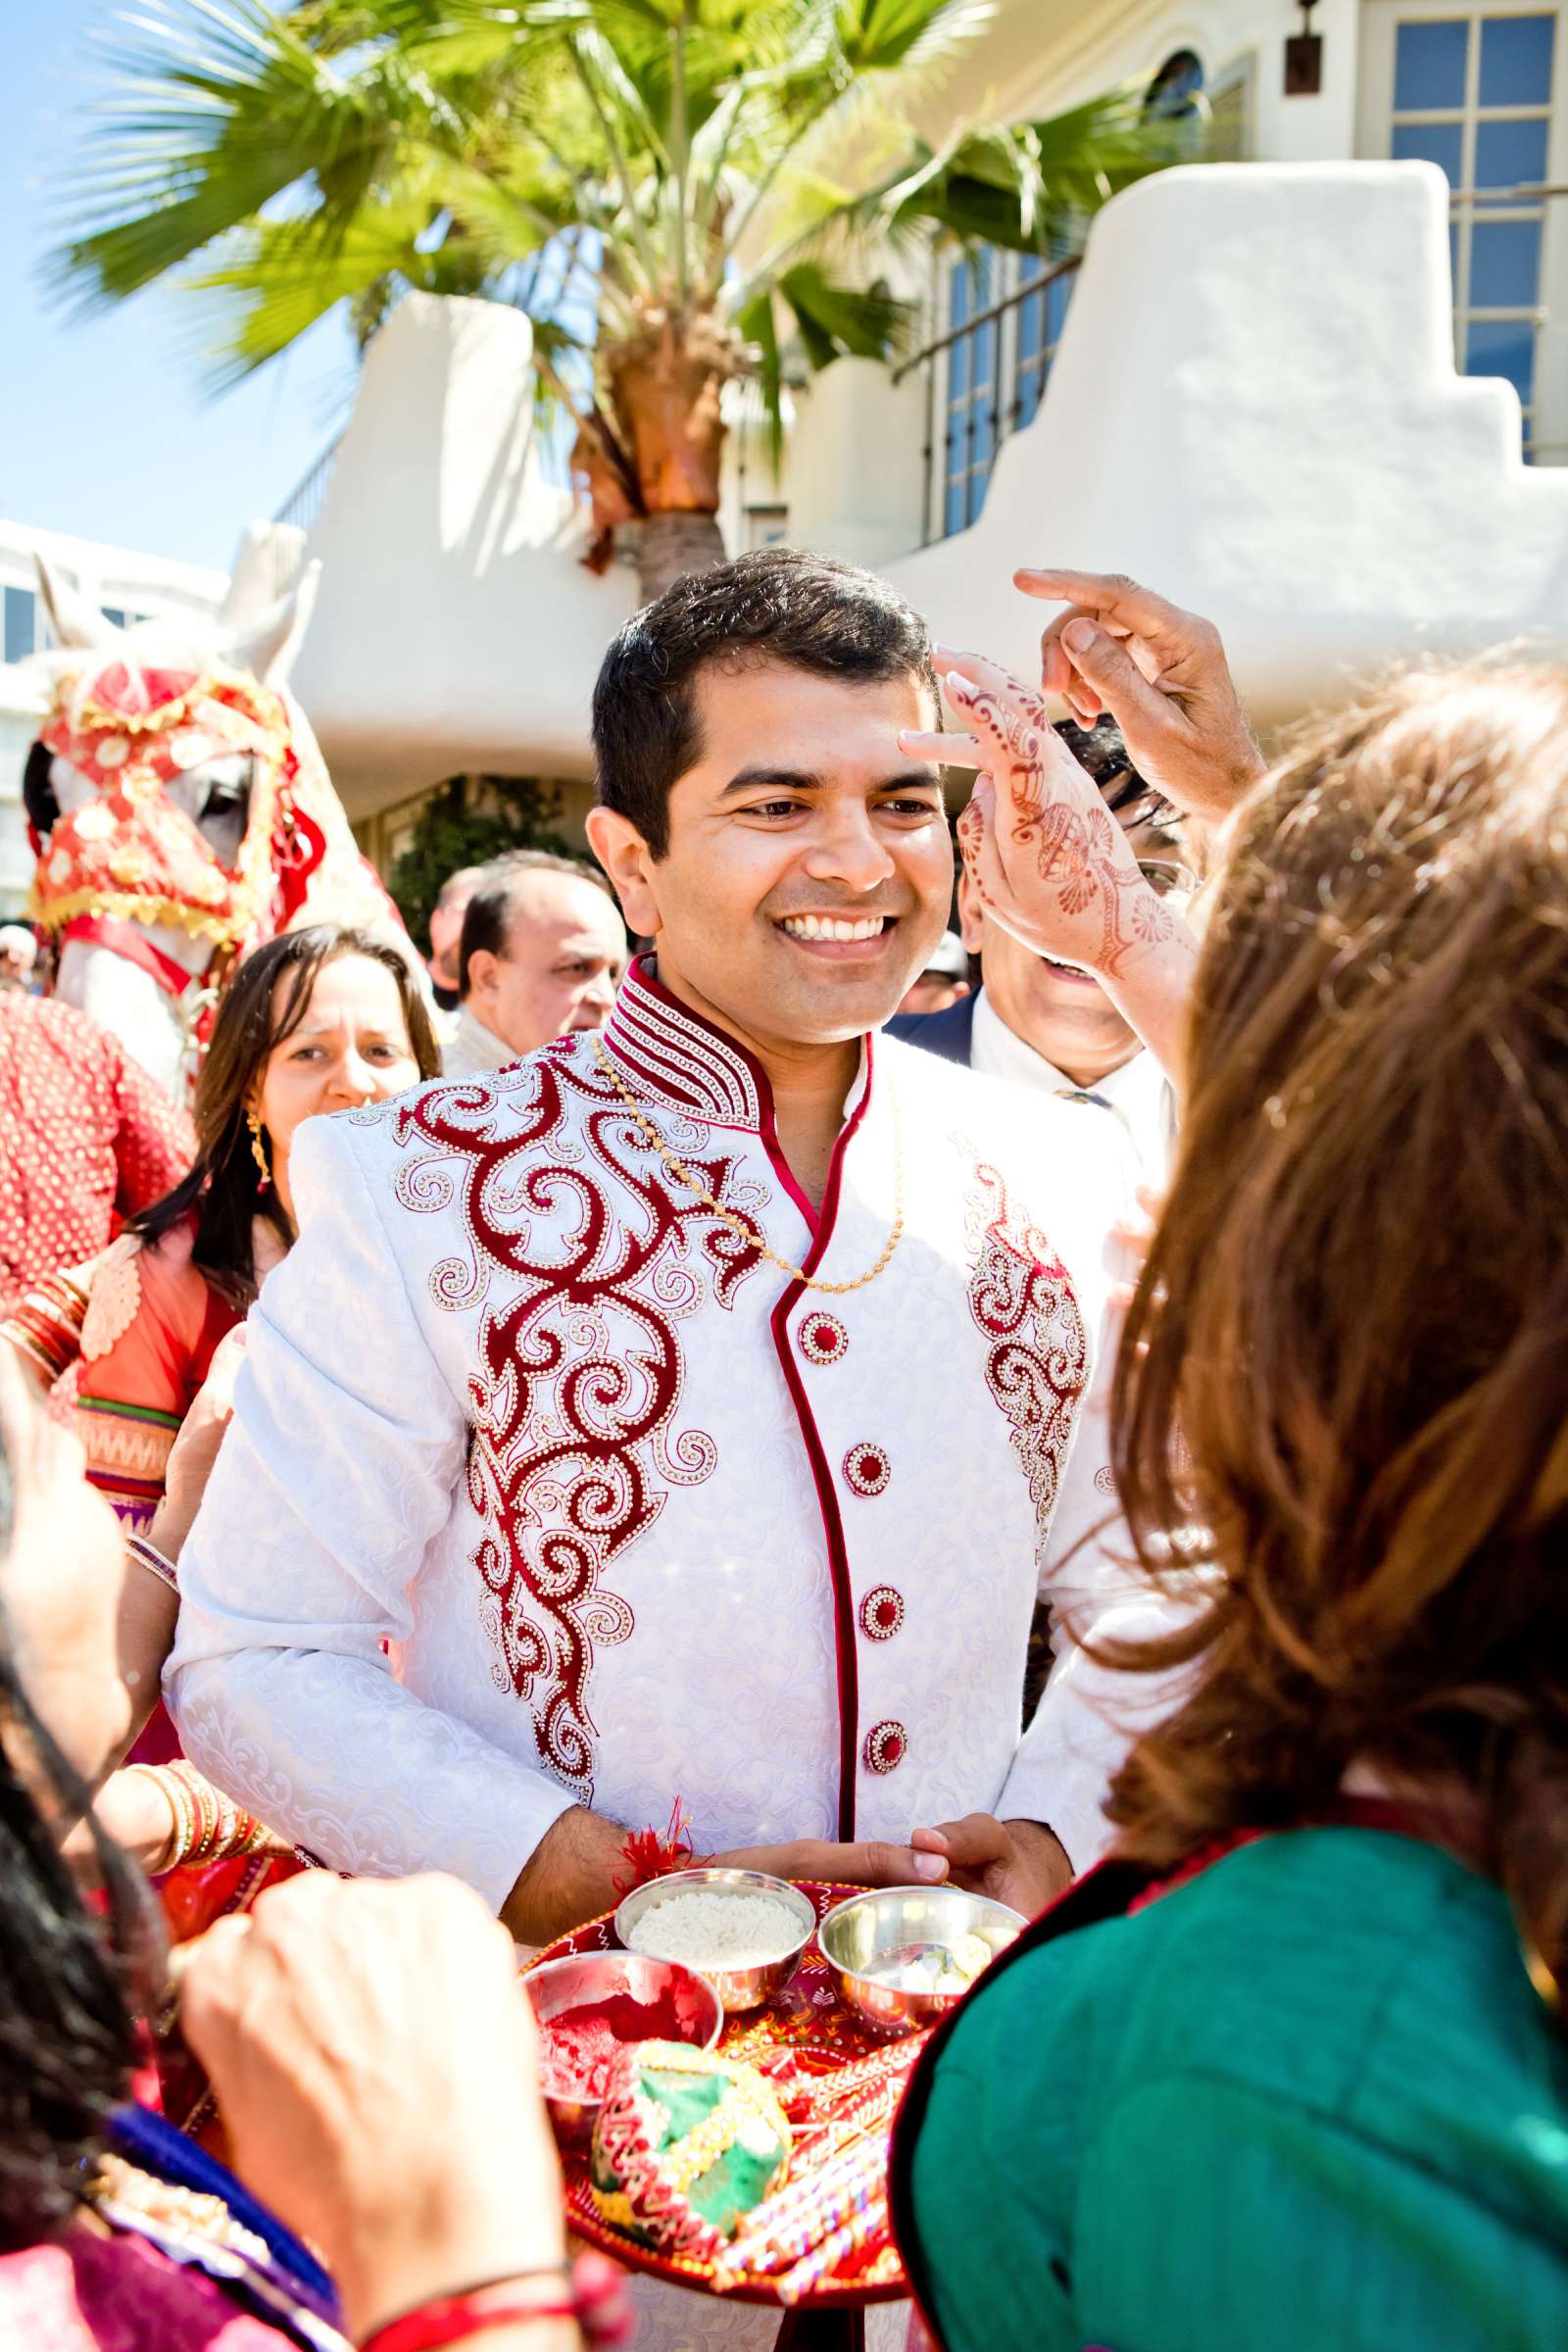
[360,2256,633,2352]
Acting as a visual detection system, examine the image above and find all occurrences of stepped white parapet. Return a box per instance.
[888,161,1568,726]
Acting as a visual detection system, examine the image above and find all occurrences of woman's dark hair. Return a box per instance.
[0,1436,152,2247]
[1107,658,1568,2010]
[592,547,940,859]
[130,925,440,1308]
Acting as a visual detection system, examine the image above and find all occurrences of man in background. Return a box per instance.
[895,927,970,1018]
[427,865,486,1013]
[444,849,627,1077]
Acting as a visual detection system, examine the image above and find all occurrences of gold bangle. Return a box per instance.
[122,1765,186,1876]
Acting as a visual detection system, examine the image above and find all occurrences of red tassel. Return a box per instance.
[612,1796,695,1895]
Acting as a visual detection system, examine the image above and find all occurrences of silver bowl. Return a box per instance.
[614,1867,817,2013]
[521,1947,723,2150]
[817,1885,1027,2038]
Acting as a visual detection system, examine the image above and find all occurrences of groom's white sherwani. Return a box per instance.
[168,959,1146,1902]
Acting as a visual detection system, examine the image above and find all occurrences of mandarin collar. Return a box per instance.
[602,955,872,1133]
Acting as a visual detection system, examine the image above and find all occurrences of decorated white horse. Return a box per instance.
[23,528,406,1097]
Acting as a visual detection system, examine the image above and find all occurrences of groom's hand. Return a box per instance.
[909,1813,1072,1918]
[707,1835,950,1888]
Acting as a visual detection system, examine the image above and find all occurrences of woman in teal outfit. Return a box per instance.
[891,657,1568,2350]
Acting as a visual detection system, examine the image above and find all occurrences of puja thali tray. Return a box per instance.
[525,1882,913,2308]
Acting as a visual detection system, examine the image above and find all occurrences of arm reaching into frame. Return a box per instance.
[901,650,1200,1086]
[1016,566,1266,826]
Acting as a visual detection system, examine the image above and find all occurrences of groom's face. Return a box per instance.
[635,658,953,1051]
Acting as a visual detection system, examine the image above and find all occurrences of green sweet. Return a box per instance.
[592,2059,788,2243]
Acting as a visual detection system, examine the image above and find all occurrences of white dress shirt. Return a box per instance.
[968,987,1177,1183]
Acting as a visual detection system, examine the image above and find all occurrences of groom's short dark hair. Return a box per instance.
[591,547,940,858]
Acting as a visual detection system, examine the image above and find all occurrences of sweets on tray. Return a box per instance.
[591,2042,793,2265]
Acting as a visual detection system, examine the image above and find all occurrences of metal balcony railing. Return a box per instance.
[272,438,342,536]
[894,253,1083,547]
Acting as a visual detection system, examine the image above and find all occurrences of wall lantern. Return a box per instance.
[1285,0,1323,94]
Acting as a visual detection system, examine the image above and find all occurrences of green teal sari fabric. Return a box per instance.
[906,1829,1568,2351]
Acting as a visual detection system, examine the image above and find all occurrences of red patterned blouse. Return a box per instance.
[0,992,193,1314]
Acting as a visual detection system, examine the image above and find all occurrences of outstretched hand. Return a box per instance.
[1016,566,1265,825]
[901,648,1181,982]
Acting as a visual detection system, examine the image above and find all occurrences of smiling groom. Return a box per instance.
[168,550,1160,1957]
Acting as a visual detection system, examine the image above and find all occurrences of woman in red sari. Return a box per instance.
[75,924,438,1540]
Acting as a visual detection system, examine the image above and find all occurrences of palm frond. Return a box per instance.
[47,0,1195,485]
[734,286,785,471]
[857,85,1190,257]
[778,261,911,365]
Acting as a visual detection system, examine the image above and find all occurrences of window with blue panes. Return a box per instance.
[1387,10,1556,451]
[941,247,1078,536]
[943,251,999,536]
[1013,262,1076,432]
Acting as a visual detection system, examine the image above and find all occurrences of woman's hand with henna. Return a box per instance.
[902,648,1178,980]
[901,647,1200,1085]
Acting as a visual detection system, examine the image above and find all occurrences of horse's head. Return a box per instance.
[25,551,320,946]
[24,536,410,1096]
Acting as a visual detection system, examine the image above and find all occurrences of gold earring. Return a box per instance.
[247,1110,270,1191]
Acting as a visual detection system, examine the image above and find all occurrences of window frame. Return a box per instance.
[1358,0,1568,459]
[934,245,1079,539]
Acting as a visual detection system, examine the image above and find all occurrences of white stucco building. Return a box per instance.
[0,522,226,916]
[11,0,1568,868]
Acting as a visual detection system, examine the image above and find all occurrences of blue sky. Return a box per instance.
[3,1,356,571]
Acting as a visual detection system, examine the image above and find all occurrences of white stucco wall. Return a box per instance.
[290,294,636,807]
[781,359,932,568]
[938,0,1362,167]
[886,161,1568,728]
[273,161,1568,805]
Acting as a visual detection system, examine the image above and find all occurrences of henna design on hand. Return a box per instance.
[956,794,999,915]
[952,675,1175,978]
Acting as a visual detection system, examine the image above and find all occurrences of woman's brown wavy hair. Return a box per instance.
[1108,659,1568,1999]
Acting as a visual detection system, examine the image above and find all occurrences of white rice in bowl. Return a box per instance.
[626,1887,806,1972]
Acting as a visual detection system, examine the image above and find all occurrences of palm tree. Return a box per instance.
[52,0,1190,600]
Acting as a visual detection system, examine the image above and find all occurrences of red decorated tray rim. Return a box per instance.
[522,1880,910,2309]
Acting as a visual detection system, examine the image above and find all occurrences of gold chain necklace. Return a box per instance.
[594,1036,903,1296]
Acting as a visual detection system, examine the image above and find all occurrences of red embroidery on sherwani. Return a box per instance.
[964,1160,1089,1557]
[375,1040,764,1798]
[863,1720,906,1773]
[858,1586,905,1642]
[842,1442,891,1497]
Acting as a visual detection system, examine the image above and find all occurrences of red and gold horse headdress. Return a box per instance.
[32,656,307,948]
[25,539,400,959]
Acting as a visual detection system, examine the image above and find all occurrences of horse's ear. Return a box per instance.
[34,555,119,652]
[224,559,320,689]
[220,521,306,637]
